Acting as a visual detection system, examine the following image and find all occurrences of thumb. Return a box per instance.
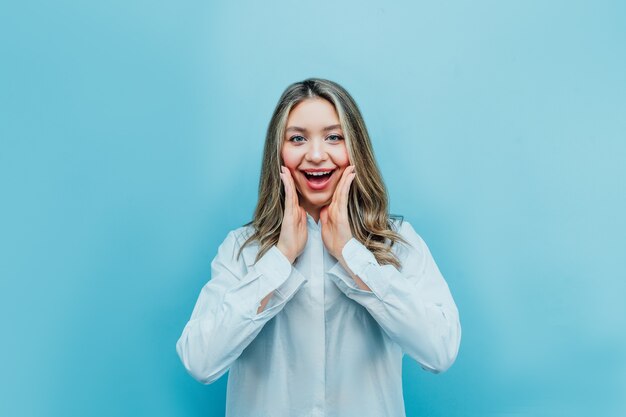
[320,206,328,224]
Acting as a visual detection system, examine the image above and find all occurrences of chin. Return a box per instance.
[307,195,332,207]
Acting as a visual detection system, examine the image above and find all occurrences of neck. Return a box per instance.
[303,205,320,223]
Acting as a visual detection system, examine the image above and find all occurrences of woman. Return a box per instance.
[176,78,461,417]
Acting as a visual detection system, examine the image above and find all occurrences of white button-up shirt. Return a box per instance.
[176,213,461,417]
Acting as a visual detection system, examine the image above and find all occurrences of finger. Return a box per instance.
[283,166,299,209]
[333,166,354,212]
[280,167,294,215]
[280,175,291,216]
[283,166,300,214]
[320,206,328,224]
[332,165,353,206]
[339,169,356,209]
[333,165,355,207]
[300,207,307,224]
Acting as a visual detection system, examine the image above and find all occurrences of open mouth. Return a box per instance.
[302,170,335,182]
[300,169,336,189]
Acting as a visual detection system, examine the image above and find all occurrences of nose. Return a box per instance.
[305,138,328,163]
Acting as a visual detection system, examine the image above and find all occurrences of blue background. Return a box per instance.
[1,1,625,416]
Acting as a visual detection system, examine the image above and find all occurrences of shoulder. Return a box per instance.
[390,216,424,241]
[230,223,256,246]
[217,224,259,268]
[389,216,429,263]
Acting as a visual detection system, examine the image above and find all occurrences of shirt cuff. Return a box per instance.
[254,244,293,284]
[243,245,307,319]
[328,238,391,299]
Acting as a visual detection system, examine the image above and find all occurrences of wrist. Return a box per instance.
[276,243,295,264]
[336,237,351,261]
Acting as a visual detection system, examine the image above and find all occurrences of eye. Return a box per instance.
[327,134,344,142]
[288,135,306,143]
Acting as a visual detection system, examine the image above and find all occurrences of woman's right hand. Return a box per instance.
[276,166,308,264]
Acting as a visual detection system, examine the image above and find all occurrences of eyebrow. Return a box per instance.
[285,124,342,133]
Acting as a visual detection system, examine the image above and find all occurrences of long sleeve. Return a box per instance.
[176,229,308,384]
[327,221,461,373]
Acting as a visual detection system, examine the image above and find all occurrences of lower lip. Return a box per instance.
[303,171,334,190]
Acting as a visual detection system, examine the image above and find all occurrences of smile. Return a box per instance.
[300,169,336,190]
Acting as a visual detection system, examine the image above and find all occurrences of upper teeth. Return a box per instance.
[306,171,332,176]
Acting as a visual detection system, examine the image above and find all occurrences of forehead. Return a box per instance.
[286,98,341,129]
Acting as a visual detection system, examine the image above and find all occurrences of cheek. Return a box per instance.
[331,145,351,168]
[280,148,304,184]
[280,147,299,169]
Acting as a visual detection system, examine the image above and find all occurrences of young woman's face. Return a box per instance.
[281,98,351,220]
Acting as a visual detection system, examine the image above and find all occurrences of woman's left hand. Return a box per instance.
[320,165,357,261]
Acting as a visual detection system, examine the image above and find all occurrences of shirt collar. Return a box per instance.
[306,211,321,231]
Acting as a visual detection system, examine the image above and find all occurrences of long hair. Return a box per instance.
[237,77,411,269]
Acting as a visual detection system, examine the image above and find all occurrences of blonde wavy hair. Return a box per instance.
[237,78,411,269]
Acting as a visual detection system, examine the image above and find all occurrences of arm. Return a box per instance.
[176,230,307,384]
[328,221,461,373]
